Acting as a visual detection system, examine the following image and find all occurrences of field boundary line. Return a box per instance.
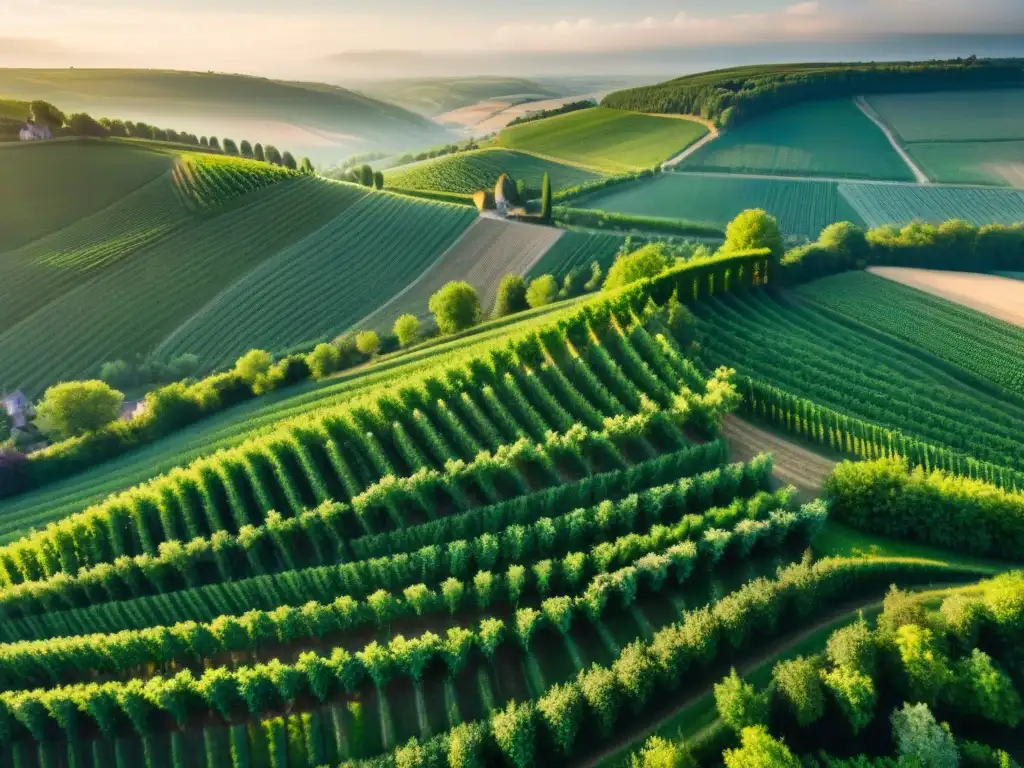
[670,169,1002,191]
[351,215,489,331]
[854,96,931,185]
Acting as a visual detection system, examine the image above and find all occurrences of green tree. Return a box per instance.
[603,244,669,291]
[282,152,297,170]
[540,172,552,221]
[891,703,958,768]
[36,380,124,439]
[559,267,587,299]
[355,331,381,357]
[240,140,254,158]
[393,314,421,348]
[265,146,283,165]
[537,683,582,756]
[583,261,603,292]
[491,700,535,768]
[821,666,876,734]
[714,669,769,733]
[954,649,1024,727]
[67,113,106,137]
[253,143,265,162]
[306,343,341,379]
[209,136,221,151]
[429,282,481,335]
[299,157,314,174]
[222,138,239,155]
[30,100,65,131]
[772,657,825,726]
[629,736,695,768]
[722,726,800,768]
[721,209,784,261]
[526,275,559,308]
[493,275,528,317]
[234,349,273,385]
[360,164,374,187]
[373,170,384,190]
[0,408,10,442]
[826,616,877,674]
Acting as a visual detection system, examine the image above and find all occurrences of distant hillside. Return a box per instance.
[360,76,564,116]
[0,69,452,163]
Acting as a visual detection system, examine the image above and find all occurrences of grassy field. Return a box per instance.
[363,76,563,116]
[0,68,450,161]
[495,107,709,172]
[155,192,477,369]
[584,172,865,239]
[0,177,359,396]
[837,181,1024,227]
[384,147,602,194]
[680,99,914,181]
[359,218,563,332]
[527,230,626,280]
[0,140,174,251]
[795,270,1024,398]
[865,90,1024,187]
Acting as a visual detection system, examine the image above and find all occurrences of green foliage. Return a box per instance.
[306,343,341,379]
[721,209,784,262]
[772,656,825,726]
[234,349,273,385]
[822,665,876,734]
[429,281,482,335]
[525,275,559,309]
[604,244,669,291]
[722,726,800,768]
[493,275,529,318]
[393,314,421,348]
[36,380,124,439]
[715,669,769,733]
[891,703,959,768]
[491,700,535,768]
[629,736,695,768]
[541,173,552,221]
[355,331,381,357]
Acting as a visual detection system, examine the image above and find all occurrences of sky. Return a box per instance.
[2,0,1023,77]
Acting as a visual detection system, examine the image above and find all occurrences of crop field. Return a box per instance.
[0,255,987,768]
[795,270,1024,397]
[691,291,1024,471]
[359,218,564,332]
[156,192,477,369]
[0,140,174,251]
[863,90,1024,187]
[0,178,364,396]
[680,99,914,181]
[172,152,298,210]
[528,230,626,280]
[495,107,709,173]
[384,148,602,194]
[837,181,1024,227]
[586,172,864,239]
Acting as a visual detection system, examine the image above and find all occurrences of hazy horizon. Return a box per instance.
[2,0,1024,82]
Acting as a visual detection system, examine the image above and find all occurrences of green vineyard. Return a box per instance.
[172,153,298,211]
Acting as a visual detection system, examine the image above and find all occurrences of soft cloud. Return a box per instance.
[787,2,821,15]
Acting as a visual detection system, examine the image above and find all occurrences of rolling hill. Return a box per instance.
[359,76,563,116]
[0,68,452,162]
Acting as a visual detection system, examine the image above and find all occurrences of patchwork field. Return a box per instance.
[527,230,626,280]
[837,181,1024,227]
[359,217,564,332]
[584,172,864,239]
[865,90,1024,187]
[384,148,601,194]
[0,141,175,251]
[155,192,477,369]
[680,99,914,181]
[495,107,709,173]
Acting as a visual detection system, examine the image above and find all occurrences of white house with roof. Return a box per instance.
[1,391,31,429]
[19,122,52,141]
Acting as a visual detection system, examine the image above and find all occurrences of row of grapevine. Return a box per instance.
[171,154,300,211]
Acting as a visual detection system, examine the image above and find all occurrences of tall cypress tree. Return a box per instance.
[540,173,552,222]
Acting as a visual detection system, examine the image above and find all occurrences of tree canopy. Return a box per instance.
[604,244,669,291]
[429,282,481,335]
[36,381,124,439]
[493,275,528,317]
[721,209,784,261]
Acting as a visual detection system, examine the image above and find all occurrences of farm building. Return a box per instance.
[18,121,52,141]
[119,399,147,422]
[1,391,31,428]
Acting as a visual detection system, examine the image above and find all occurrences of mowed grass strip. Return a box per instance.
[864,90,1024,143]
[586,172,864,239]
[156,191,477,369]
[837,182,1024,227]
[495,107,709,173]
[681,99,914,181]
[0,178,363,396]
[384,147,602,193]
[0,140,175,251]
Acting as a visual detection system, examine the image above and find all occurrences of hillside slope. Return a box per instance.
[0,68,451,161]
[360,76,562,116]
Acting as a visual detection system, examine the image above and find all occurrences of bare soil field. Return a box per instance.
[868,266,1024,327]
[721,415,837,500]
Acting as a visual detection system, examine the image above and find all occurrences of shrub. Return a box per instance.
[721,210,784,262]
[36,381,124,439]
[526,275,559,309]
[629,736,695,768]
[493,275,528,317]
[306,343,341,379]
[714,669,769,733]
[355,331,381,357]
[772,657,825,726]
[393,314,421,348]
[604,244,669,291]
[235,350,273,385]
[722,726,800,768]
[891,703,958,768]
[429,282,481,335]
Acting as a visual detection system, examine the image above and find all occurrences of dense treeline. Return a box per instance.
[700,572,1023,766]
[601,58,1024,128]
[826,458,1024,560]
[552,167,662,204]
[506,100,597,127]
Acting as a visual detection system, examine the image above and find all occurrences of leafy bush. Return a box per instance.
[355,331,381,357]
[36,381,124,439]
[604,244,670,291]
[393,314,421,348]
[526,275,559,309]
[429,282,481,335]
[493,275,528,317]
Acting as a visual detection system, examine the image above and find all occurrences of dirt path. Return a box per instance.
[854,96,930,185]
[662,130,719,170]
[722,415,837,500]
[869,267,1024,328]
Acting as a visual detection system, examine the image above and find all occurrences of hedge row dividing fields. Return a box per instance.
[689,292,1024,471]
[0,178,364,397]
[154,192,475,369]
[0,171,194,329]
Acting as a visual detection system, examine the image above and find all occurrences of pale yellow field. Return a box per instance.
[868,266,1024,327]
